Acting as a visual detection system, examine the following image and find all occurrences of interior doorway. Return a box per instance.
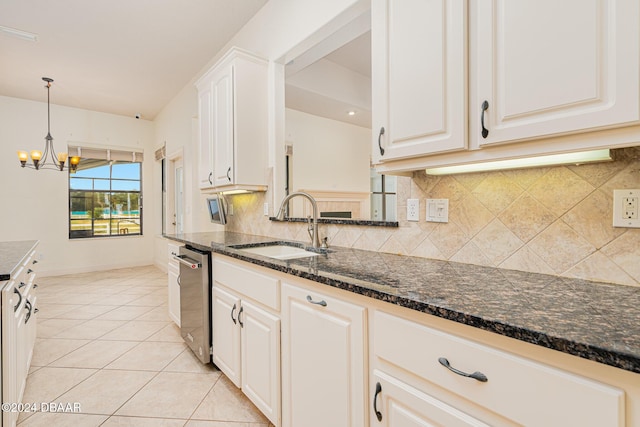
[167,151,185,234]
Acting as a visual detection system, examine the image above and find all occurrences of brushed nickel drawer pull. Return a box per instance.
[306,295,327,307]
[438,357,488,382]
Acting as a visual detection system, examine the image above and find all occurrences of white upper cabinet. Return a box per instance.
[372,0,468,163]
[211,66,235,187]
[372,0,640,172]
[470,0,640,148]
[196,48,269,191]
[198,85,213,188]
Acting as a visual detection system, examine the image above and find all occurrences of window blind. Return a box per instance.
[68,145,144,162]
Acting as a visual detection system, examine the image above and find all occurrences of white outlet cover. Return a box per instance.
[407,199,419,221]
[613,189,640,228]
[263,203,269,216]
[426,199,449,223]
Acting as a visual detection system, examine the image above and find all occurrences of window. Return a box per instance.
[370,169,397,221]
[69,160,142,238]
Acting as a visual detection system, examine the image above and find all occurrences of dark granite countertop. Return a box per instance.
[165,231,640,375]
[0,240,39,281]
[269,217,399,227]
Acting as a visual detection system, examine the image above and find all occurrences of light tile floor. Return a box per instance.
[18,265,272,427]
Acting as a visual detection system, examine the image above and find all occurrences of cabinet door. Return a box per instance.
[198,82,214,189]
[240,300,281,426]
[372,370,491,427]
[372,0,467,163]
[211,285,241,386]
[471,0,640,148]
[167,265,180,327]
[281,283,367,427]
[3,282,22,427]
[212,64,235,187]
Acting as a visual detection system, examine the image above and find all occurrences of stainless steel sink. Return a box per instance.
[232,243,319,260]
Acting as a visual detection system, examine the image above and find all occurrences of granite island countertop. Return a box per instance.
[165,231,640,374]
[0,240,39,281]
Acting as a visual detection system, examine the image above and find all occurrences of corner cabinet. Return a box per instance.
[373,0,640,172]
[196,48,269,191]
[281,282,367,427]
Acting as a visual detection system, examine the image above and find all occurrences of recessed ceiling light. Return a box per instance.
[0,25,38,42]
[347,110,356,116]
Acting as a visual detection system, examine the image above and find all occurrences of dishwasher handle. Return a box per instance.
[173,255,202,269]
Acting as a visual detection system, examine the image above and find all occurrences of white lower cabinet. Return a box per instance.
[281,282,367,427]
[371,310,626,427]
[2,247,39,427]
[212,285,242,385]
[372,370,489,427]
[211,256,281,426]
[167,243,182,327]
[205,253,637,427]
[240,299,280,424]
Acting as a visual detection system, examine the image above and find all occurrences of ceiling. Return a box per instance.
[0,0,268,120]
[285,30,372,129]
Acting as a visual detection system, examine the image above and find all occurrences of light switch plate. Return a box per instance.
[613,189,640,228]
[426,199,449,223]
[407,199,419,221]
[263,203,269,216]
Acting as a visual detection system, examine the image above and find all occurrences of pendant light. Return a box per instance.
[17,77,80,171]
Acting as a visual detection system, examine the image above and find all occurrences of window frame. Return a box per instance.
[68,161,143,239]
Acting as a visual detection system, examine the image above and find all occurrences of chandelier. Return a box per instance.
[17,77,80,171]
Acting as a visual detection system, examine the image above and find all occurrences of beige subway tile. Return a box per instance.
[601,230,640,283]
[499,246,555,275]
[564,252,637,286]
[528,220,596,273]
[562,189,625,249]
[471,220,524,265]
[499,194,557,243]
[472,172,523,215]
[449,194,494,238]
[528,167,595,216]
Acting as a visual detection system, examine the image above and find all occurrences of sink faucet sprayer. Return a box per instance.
[275,192,324,248]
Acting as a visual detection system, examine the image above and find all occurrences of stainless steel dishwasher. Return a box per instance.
[174,246,211,364]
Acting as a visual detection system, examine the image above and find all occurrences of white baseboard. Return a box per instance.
[37,261,160,278]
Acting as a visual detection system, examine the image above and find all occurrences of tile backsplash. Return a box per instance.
[226,147,640,287]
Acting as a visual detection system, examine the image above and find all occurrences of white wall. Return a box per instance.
[286,108,370,192]
[152,0,368,266]
[0,95,155,276]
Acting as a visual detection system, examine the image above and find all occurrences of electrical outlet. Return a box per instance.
[426,199,449,223]
[613,189,640,228]
[228,203,234,216]
[263,203,269,216]
[407,199,419,221]
[623,197,638,219]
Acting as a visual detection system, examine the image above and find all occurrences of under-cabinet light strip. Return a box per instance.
[425,149,612,175]
[0,25,38,42]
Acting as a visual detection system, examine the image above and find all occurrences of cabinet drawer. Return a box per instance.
[214,257,279,310]
[168,243,182,258]
[373,311,624,427]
